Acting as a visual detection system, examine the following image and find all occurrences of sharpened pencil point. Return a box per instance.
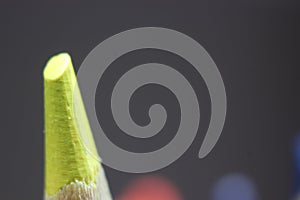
[44,53,112,200]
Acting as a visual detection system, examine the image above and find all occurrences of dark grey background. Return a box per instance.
[1,1,300,200]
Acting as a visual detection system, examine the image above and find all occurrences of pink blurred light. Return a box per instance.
[117,175,183,200]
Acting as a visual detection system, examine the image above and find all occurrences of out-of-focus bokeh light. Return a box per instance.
[117,175,183,200]
[211,173,258,200]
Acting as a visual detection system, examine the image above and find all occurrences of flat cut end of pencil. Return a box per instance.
[44,53,106,197]
[44,53,71,81]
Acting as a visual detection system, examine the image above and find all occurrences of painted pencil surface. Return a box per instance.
[44,53,112,200]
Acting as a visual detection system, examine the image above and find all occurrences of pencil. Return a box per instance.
[43,53,112,200]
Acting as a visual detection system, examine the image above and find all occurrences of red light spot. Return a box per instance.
[117,176,183,200]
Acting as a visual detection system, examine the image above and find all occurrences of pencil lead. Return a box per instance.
[44,52,112,200]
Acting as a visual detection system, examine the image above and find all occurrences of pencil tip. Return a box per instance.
[44,53,71,81]
[44,52,100,197]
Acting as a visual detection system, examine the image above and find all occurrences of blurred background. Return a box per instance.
[1,1,300,200]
